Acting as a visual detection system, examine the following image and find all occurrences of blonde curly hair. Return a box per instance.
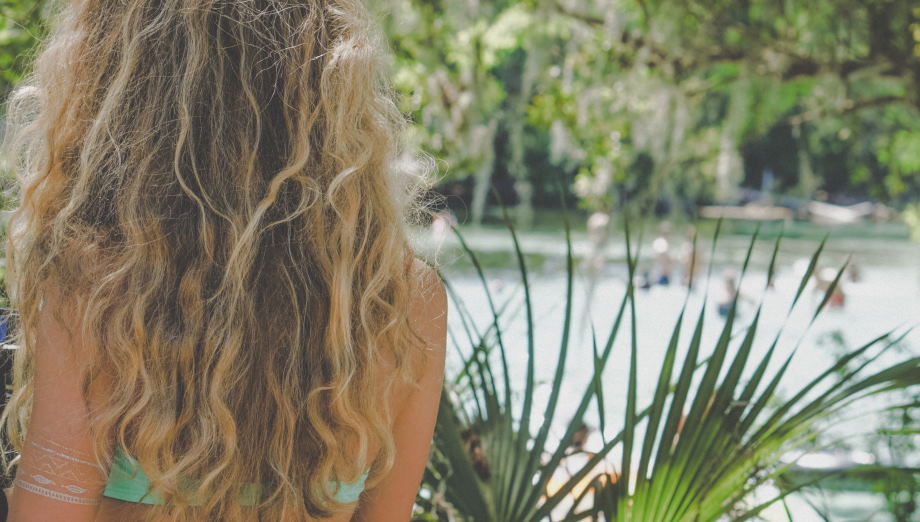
[2,0,431,519]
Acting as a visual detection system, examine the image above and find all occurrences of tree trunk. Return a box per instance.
[792,122,818,199]
[468,29,497,227]
[470,119,498,226]
[716,69,750,203]
[506,0,552,229]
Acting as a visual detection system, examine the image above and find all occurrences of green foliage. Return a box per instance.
[901,203,920,242]
[420,219,919,521]
[380,0,920,213]
[0,0,51,96]
[5,1,920,213]
[0,263,8,310]
[890,131,920,174]
[379,0,514,178]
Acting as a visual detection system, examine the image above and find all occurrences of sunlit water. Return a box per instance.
[418,226,920,522]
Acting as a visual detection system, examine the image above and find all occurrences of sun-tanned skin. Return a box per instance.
[8,262,447,522]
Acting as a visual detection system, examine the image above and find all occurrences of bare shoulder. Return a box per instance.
[407,258,448,372]
[409,258,447,312]
[352,261,448,521]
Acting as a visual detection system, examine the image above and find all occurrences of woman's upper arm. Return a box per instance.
[8,295,107,522]
[354,263,447,522]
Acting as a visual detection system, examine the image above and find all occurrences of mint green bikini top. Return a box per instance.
[102,449,369,506]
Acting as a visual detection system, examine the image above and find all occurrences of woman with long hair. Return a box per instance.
[1,1,447,520]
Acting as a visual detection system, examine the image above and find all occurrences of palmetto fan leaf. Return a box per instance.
[418,218,919,522]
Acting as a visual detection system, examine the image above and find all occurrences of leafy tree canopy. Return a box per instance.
[3,0,920,218]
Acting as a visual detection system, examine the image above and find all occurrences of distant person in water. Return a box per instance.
[653,222,674,286]
[635,270,653,291]
[847,259,863,283]
[814,267,846,308]
[717,269,739,317]
[586,212,612,276]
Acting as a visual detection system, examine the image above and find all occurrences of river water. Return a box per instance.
[419,224,920,522]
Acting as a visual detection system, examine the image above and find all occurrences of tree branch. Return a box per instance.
[550,0,919,111]
[787,96,913,126]
[551,1,604,26]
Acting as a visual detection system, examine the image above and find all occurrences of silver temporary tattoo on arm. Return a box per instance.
[14,437,106,505]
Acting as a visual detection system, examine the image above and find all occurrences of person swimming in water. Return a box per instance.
[717,269,739,318]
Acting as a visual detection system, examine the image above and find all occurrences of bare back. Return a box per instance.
[9,262,446,522]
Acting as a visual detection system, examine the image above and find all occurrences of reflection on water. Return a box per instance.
[424,225,920,522]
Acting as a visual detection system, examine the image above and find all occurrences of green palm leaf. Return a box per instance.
[419,216,918,522]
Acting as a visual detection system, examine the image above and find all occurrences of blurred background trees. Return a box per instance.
[2,0,920,225]
[376,0,920,225]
